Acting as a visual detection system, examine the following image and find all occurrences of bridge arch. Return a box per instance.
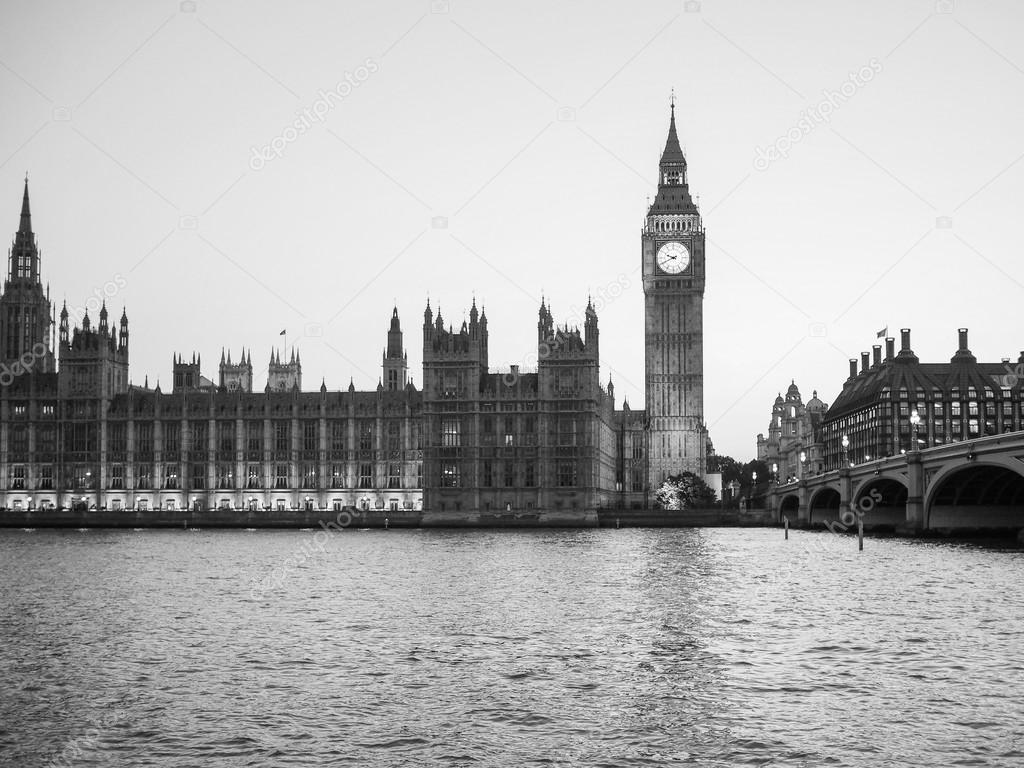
[778,493,800,522]
[850,474,908,528]
[808,485,841,524]
[924,459,1024,529]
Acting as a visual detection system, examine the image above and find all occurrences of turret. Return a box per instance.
[59,301,69,345]
[219,346,254,392]
[383,306,408,391]
[584,296,599,358]
[118,307,129,351]
[268,346,302,391]
[538,296,553,345]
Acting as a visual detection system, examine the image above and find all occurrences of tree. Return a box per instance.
[707,454,743,485]
[655,471,719,510]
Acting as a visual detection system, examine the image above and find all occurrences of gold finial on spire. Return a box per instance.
[670,88,675,112]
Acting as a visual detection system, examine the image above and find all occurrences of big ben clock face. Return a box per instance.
[656,241,690,274]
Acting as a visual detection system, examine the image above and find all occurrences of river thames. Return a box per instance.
[1,527,1022,767]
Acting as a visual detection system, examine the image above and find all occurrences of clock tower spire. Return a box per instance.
[642,101,708,485]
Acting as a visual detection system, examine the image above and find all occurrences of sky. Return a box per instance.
[2,0,1024,460]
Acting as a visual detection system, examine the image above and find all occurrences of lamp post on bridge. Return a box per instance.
[799,450,807,479]
[910,409,921,453]
[841,434,851,468]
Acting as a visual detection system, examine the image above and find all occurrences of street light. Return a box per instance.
[909,409,921,452]
[771,462,778,484]
[841,434,851,467]
[799,450,807,478]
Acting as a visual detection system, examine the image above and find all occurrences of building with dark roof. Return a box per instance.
[821,328,1024,470]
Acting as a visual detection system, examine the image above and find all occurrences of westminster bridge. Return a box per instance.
[767,432,1024,531]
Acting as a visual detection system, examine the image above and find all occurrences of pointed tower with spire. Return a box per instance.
[641,95,708,482]
[1,176,56,373]
[382,306,408,391]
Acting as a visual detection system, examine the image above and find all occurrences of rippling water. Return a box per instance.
[1,527,1022,767]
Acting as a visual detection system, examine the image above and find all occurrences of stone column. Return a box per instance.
[905,452,925,529]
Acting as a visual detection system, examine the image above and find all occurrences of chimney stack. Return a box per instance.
[900,328,911,352]
[872,345,882,367]
[861,352,870,373]
[952,327,976,362]
[885,337,895,361]
[849,359,858,379]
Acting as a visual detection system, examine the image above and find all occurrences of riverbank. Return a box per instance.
[0,507,751,529]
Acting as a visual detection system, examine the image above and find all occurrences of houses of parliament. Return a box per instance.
[0,106,711,516]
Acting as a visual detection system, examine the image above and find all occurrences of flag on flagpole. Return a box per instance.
[279,329,286,336]
[876,326,887,338]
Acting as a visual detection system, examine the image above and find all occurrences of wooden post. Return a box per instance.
[784,516,789,539]
[857,516,864,551]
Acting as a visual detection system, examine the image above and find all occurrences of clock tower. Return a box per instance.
[642,101,708,484]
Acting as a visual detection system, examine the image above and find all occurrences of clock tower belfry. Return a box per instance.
[642,100,708,485]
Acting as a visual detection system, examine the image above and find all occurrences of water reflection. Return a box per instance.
[0,528,1021,766]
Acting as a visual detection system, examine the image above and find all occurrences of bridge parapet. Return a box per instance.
[767,432,1024,531]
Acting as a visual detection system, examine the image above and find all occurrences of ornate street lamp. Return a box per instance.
[841,434,851,467]
[910,409,921,452]
[771,462,778,484]
[799,450,807,478]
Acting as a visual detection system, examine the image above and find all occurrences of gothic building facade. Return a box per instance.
[0,106,711,514]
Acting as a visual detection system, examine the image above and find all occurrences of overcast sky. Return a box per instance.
[3,0,1024,459]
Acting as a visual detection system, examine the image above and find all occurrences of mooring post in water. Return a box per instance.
[616,518,620,529]
[858,516,864,551]
[384,517,389,530]
[784,516,789,539]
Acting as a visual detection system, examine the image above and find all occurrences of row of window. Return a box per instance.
[439,461,578,488]
[7,462,423,491]
[3,419,418,455]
